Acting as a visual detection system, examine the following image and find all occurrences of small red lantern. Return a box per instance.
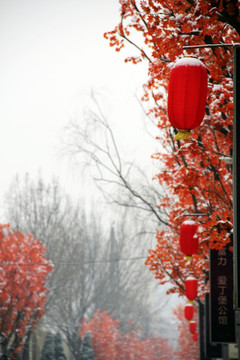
[185,276,198,301]
[168,57,208,140]
[193,332,198,341]
[184,303,194,321]
[189,321,197,334]
[180,220,198,261]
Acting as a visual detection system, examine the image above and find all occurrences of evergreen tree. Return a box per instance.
[81,332,94,360]
[55,333,66,360]
[40,332,55,360]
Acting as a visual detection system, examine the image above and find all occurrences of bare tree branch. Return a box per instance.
[62,92,169,227]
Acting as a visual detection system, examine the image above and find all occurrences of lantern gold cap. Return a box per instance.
[175,129,191,140]
[185,255,193,262]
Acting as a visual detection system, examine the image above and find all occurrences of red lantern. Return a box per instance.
[185,276,198,301]
[189,321,197,334]
[168,57,208,140]
[184,303,194,321]
[193,332,198,341]
[180,220,198,261]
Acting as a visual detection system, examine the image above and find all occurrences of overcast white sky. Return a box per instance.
[0,0,182,331]
[0,0,157,209]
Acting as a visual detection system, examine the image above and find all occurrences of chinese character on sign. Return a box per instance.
[218,305,228,315]
[217,275,227,295]
[218,249,227,266]
[217,275,228,325]
[210,247,235,343]
[217,276,227,286]
[218,295,227,305]
[218,315,228,325]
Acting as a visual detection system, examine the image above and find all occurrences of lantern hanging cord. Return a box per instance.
[0,255,149,267]
[175,129,191,140]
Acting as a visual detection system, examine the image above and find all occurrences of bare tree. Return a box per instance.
[4,174,103,358]
[61,92,180,339]
[3,174,166,359]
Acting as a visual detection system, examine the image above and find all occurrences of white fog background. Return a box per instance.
[0,0,156,204]
[0,0,181,342]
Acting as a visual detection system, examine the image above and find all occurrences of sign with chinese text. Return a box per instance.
[210,247,236,343]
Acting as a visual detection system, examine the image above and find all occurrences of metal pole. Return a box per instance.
[222,344,229,360]
[199,301,205,360]
[233,44,240,354]
[183,43,240,49]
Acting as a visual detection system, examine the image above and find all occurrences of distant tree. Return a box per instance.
[40,332,55,360]
[81,332,94,360]
[4,174,102,359]
[0,224,52,359]
[4,175,164,358]
[80,311,121,360]
[55,333,66,360]
[79,310,174,360]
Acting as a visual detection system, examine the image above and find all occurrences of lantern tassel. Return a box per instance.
[175,129,191,140]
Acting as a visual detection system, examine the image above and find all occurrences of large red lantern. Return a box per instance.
[180,220,198,261]
[189,321,197,334]
[185,276,198,301]
[168,57,208,140]
[184,303,194,321]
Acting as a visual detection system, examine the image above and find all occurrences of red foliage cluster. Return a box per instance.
[80,310,173,360]
[0,224,52,356]
[104,0,240,299]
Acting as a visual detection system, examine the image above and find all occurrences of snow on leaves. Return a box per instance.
[0,224,52,356]
[105,0,239,299]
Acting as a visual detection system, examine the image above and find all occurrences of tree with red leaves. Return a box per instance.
[0,224,52,359]
[79,310,173,360]
[104,0,240,300]
[80,311,121,360]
